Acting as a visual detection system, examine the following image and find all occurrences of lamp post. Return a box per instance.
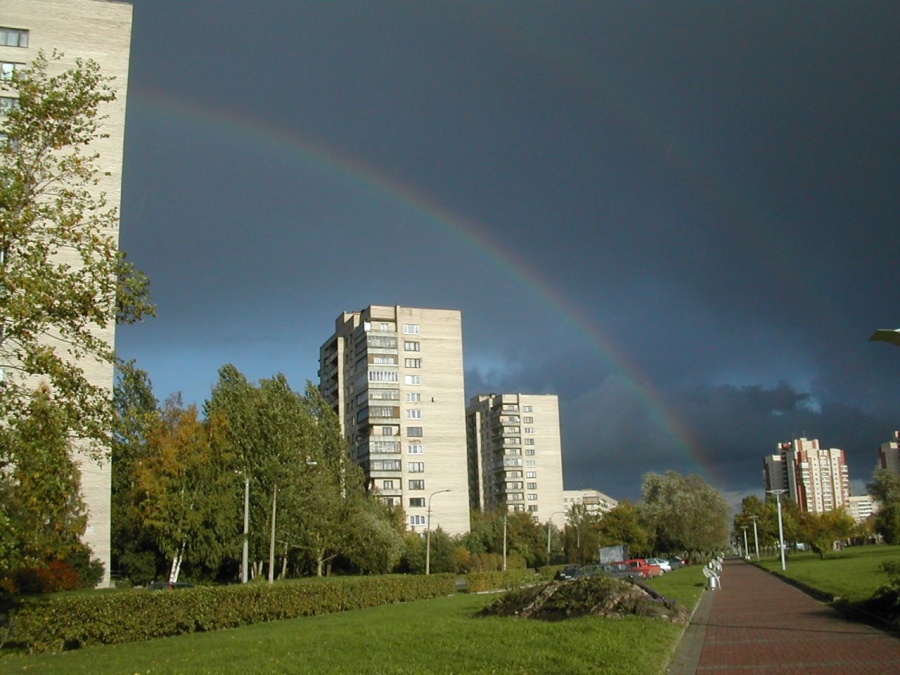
[503,512,508,571]
[546,511,566,564]
[741,526,749,559]
[767,489,787,571]
[749,515,760,561]
[242,474,249,583]
[426,489,451,575]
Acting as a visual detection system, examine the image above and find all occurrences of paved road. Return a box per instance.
[668,557,900,674]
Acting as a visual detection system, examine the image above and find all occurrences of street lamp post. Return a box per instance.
[741,526,749,559]
[242,474,249,583]
[749,515,760,561]
[426,489,451,575]
[767,489,787,571]
[546,511,566,564]
[502,512,508,571]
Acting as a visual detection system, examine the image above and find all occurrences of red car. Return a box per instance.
[613,558,662,578]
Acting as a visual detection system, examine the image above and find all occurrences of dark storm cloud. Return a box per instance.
[117,1,900,502]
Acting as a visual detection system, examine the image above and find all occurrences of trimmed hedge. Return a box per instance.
[466,569,537,593]
[6,574,456,654]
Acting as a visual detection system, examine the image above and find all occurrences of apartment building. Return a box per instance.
[2,0,133,586]
[563,489,618,518]
[466,393,565,523]
[763,437,851,514]
[878,431,900,474]
[319,305,470,535]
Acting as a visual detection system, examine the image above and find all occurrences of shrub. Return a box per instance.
[5,574,456,654]
[466,569,537,593]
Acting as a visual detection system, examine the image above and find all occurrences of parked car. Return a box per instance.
[591,562,638,581]
[667,557,686,569]
[646,557,673,573]
[613,558,663,578]
[556,565,584,580]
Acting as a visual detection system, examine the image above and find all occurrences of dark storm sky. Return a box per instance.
[115,1,900,505]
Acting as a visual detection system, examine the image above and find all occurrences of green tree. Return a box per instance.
[639,471,730,555]
[110,361,163,584]
[136,396,238,583]
[596,501,652,557]
[0,385,102,586]
[798,509,856,559]
[869,469,900,544]
[0,52,153,452]
[563,504,604,564]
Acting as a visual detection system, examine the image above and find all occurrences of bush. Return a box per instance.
[5,574,457,654]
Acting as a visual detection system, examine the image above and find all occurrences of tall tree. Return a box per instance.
[869,469,900,544]
[0,52,153,452]
[135,396,238,583]
[110,361,163,584]
[640,471,731,554]
[596,501,652,557]
[0,385,101,586]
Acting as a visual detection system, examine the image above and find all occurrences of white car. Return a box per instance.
[645,557,672,573]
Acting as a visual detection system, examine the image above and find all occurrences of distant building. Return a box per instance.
[563,489,618,517]
[846,495,878,524]
[466,393,565,523]
[878,431,900,474]
[2,0,133,587]
[319,305,470,535]
[763,437,850,514]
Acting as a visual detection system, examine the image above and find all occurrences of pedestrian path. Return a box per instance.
[668,556,900,674]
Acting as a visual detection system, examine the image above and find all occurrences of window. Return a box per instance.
[523,405,533,412]
[525,449,535,456]
[406,392,421,402]
[506,482,523,490]
[382,480,395,490]
[407,426,423,438]
[526,460,536,467]
[524,427,534,434]
[407,444,423,455]
[406,409,422,419]
[370,406,398,418]
[371,440,400,454]
[370,459,402,471]
[523,416,534,424]
[409,515,426,526]
[368,370,398,382]
[404,375,421,385]
[527,505,538,513]
[1,62,25,81]
[404,341,420,351]
[508,493,524,502]
[372,354,397,365]
[528,494,538,501]
[502,404,518,411]
[0,28,29,48]
[402,324,420,334]
[404,358,422,368]
[409,498,426,508]
[376,322,395,332]
[503,458,522,467]
[408,462,425,473]
[527,482,538,490]
[524,438,535,445]
[507,471,523,478]
[525,471,537,478]
[409,479,425,490]
[0,96,18,114]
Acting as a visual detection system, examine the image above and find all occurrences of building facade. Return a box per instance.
[878,431,900,474]
[1,0,133,586]
[562,489,618,517]
[466,393,565,524]
[319,305,470,535]
[764,437,851,514]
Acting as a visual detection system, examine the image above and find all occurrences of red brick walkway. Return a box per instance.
[668,557,900,674]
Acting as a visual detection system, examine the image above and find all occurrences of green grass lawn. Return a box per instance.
[2,567,706,675]
[755,544,900,603]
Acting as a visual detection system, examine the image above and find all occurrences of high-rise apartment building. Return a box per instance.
[320,305,470,535]
[2,0,132,586]
[763,437,850,514]
[878,431,900,474]
[466,393,565,523]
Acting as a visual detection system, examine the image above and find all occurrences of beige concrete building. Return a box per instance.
[563,489,618,518]
[846,494,877,524]
[764,437,850,514]
[466,393,565,524]
[1,0,132,586]
[320,306,470,535]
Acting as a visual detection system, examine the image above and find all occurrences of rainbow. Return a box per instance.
[130,89,716,483]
